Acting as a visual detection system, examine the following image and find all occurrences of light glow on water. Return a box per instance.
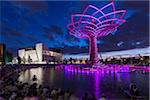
[18,65,149,99]
[55,64,150,73]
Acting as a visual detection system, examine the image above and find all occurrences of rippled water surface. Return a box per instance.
[18,65,149,99]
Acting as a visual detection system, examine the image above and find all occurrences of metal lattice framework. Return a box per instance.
[67,2,126,66]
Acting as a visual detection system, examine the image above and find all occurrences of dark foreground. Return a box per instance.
[19,65,149,99]
[0,64,149,100]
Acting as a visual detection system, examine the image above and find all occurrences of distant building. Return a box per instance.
[0,44,6,64]
[18,43,63,64]
[64,47,150,60]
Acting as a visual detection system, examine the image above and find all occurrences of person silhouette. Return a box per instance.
[32,75,37,82]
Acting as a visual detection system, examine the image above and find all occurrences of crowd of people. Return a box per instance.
[0,65,26,80]
[0,78,79,100]
[0,77,108,100]
[0,64,77,100]
[0,66,143,100]
[0,65,108,100]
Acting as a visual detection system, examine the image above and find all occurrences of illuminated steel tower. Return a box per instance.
[67,2,126,65]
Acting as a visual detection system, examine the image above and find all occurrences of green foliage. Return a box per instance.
[5,51,13,63]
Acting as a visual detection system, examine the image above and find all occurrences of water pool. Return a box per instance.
[18,65,149,99]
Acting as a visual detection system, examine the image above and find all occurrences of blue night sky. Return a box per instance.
[0,0,149,55]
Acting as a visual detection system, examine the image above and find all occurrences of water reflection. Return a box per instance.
[19,67,43,84]
[18,65,149,99]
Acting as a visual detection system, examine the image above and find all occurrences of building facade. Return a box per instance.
[0,44,6,64]
[18,43,63,64]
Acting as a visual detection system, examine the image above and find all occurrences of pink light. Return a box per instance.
[91,19,95,23]
[61,65,150,74]
[67,1,126,66]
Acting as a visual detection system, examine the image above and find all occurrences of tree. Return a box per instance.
[5,51,13,63]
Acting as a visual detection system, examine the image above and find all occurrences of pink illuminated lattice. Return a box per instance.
[67,1,126,39]
[67,1,126,65]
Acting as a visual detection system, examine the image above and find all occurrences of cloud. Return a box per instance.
[124,1,148,13]
[1,23,38,42]
[65,34,80,42]
[15,39,25,45]
[125,9,137,19]
[49,25,64,35]
[41,25,64,35]
[43,33,54,40]
[78,1,90,11]
[1,1,149,55]
[41,25,66,44]
[61,45,88,54]
[97,40,104,44]
[10,1,48,15]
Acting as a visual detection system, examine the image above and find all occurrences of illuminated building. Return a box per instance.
[0,44,6,64]
[67,2,126,66]
[18,43,63,64]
